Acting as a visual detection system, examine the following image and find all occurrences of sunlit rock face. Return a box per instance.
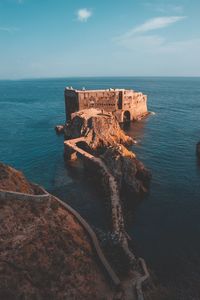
[64,109,151,196]
[64,108,133,151]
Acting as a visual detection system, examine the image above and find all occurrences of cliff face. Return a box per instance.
[101,145,151,195]
[64,109,133,151]
[0,163,112,300]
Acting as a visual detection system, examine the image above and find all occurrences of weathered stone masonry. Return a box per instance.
[65,88,148,123]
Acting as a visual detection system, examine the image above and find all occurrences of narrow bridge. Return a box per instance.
[64,138,150,299]
[64,137,127,243]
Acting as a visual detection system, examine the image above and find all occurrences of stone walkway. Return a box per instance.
[64,137,150,300]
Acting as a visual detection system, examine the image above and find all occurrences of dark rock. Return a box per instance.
[196,141,200,158]
[55,125,64,134]
[101,145,151,195]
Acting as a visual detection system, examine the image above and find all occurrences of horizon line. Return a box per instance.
[1,75,200,81]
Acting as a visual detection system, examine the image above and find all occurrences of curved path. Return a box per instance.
[65,138,126,241]
[0,186,120,288]
[64,138,150,299]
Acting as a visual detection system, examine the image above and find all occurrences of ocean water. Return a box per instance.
[1,77,200,292]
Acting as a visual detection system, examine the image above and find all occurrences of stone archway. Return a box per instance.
[123,110,131,123]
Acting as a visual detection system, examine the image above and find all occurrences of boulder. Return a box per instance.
[55,125,64,134]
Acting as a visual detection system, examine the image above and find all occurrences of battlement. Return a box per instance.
[65,87,128,92]
[64,87,148,123]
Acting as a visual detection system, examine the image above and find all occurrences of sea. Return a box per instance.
[1,77,200,295]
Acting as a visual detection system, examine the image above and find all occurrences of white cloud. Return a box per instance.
[114,16,186,50]
[77,8,92,22]
[0,27,19,33]
[134,16,185,33]
[123,16,186,38]
[113,14,192,62]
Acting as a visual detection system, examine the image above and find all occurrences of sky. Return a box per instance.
[0,0,200,79]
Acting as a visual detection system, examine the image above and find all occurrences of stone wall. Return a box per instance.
[65,88,148,123]
[78,90,119,112]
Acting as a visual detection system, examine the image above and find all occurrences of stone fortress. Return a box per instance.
[65,87,148,122]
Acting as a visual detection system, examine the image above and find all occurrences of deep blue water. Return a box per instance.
[1,77,200,289]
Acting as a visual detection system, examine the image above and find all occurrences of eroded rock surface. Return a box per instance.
[64,108,133,151]
[101,145,151,195]
[64,109,151,196]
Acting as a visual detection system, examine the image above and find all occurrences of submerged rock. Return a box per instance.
[101,145,151,195]
[64,108,133,151]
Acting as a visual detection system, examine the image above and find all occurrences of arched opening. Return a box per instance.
[123,111,131,123]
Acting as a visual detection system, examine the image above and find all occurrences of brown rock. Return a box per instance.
[0,162,35,194]
[0,164,112,300]
[64,108,133,151]
[196,141,200,158]
[55,125,64,134]
[101,145,151,195]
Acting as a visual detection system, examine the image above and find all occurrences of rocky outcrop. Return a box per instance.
[0,163,113,300]
[101,145,151,195]
[0,162,36,194]
[64,109,151,196]
[196,141,200,159]
[64,109,133,151]
[55,125,64,134]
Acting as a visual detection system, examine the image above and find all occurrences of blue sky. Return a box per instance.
[0,0,200,79]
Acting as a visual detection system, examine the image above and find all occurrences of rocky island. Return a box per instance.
[56,87,152,298]
[0,86,153,300]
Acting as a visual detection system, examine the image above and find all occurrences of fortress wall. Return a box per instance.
[65,88,148,122]
[128,95,148,120]
[78,91,118,112]
[134,96,147,119]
